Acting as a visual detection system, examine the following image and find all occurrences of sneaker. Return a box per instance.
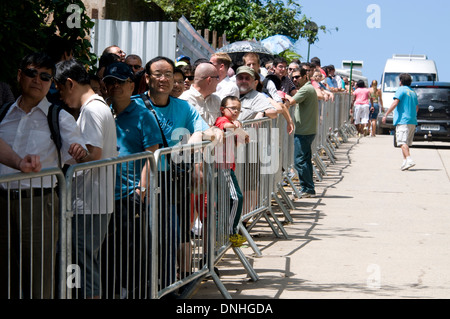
[401,160,416,171]
[301,192,316,198]
[229,234,247,247]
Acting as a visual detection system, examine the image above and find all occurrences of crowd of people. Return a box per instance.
[0,38,388,299]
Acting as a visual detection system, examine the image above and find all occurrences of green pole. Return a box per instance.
[307,42,311,62]
[349,61,353,121]
[349,61,353,95]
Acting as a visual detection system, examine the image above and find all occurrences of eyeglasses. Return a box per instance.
[292,76,301,80]
[128,64,141,70]
[150,72,173,80]
[22,68,52,82]
[185,76,194,81]
[225,106,241,112]
[104,78,132,86]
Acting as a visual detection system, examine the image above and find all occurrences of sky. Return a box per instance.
[291,0,449,84]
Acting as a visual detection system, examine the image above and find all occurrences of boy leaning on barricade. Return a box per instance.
[54,58,118,299]
[214,96,249,247]
[0,52,88,299]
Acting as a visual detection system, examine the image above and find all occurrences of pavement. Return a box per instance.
[191,134,450,299]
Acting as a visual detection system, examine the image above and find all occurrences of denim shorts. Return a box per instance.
[369,103,380,120]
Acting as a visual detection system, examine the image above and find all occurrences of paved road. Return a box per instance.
[191,134,450,299]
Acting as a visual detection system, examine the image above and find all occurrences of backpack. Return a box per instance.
[262,74,282,99]
[0,101,63,168]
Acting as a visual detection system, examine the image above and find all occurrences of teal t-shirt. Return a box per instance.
[393,86,418,126]
[132,93,209,146]
[113,100,163,199]
[132,93,210,171]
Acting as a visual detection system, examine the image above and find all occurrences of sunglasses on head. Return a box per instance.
[22,68,52,82]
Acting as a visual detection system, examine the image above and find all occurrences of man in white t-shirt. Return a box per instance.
[55,58,118,298]
[210,52,239,100]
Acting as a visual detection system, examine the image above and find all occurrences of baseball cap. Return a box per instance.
[236,66,255,79]
[175,61,188,67]
[176,55,191,63]
[103,62,134,81]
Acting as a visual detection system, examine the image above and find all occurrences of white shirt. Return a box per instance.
[215,76,240,100]
[238,89,275,121]
[260,74,283,103]
[179,86,222,126]
[0,96,85,189]
[72,94,118,214]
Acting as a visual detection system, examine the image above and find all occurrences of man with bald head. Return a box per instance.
[179,62,222,126]
[102,45,126,62]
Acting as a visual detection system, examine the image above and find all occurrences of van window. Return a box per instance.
[383,73,437,92]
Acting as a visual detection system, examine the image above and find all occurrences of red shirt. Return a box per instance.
[214,116,236,170]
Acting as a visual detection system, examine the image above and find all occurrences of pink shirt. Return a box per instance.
[353,88,370,105]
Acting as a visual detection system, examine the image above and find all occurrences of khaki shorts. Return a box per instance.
[396,124,416,146]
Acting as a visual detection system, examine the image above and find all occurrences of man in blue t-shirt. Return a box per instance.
[382,73,418,171]
[132,56,223,290]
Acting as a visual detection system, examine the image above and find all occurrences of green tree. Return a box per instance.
[0,0,96,95]
[149,0,329,42]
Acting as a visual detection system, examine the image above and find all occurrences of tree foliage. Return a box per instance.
[0,0,96,94]
[149,0,329,43]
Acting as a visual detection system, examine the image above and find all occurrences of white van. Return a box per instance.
[377,54,439,134]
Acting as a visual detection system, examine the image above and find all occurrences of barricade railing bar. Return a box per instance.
[0,93,356,299]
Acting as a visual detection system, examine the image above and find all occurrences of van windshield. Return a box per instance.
[383,73,437,92]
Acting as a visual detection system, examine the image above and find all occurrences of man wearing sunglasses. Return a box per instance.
[291,69,303,90]
[0,52,87,299]
[125,54,144,75]
[179,62,222,126]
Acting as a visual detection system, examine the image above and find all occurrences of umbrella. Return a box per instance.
[216,40,274,67]
[261,34,294,55]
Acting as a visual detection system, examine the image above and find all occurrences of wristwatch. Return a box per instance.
[136,186,146,193]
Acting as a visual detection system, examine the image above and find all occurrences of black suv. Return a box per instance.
[411,81,450,143]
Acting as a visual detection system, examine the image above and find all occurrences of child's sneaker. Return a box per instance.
[229,234,247,247]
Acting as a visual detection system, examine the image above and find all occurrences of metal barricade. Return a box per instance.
[0,168,65,299]
[62,152,157,299]
[1,92,359,300]
[152,142,214,299]
[237,118,289,258]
